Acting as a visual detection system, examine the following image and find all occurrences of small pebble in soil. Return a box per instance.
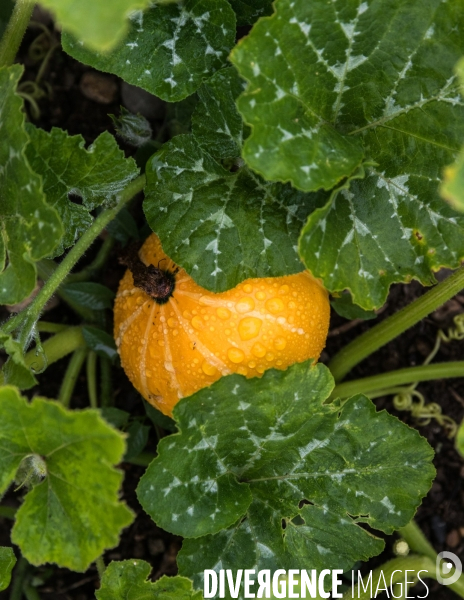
[80,71,118,104]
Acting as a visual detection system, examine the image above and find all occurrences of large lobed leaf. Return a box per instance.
[0,65,62,305]
[96,560,203,599]
[144,67,327,292]
[25,126,139,257]
[0,387,134,571]
[137,362,434,597]
[62,0,236,102]
[38,0,152,51]
[230,0,464,309]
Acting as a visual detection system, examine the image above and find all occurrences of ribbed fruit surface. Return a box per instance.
[114,234,330,416]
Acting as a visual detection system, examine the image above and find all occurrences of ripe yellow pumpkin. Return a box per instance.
[114,234,330,416]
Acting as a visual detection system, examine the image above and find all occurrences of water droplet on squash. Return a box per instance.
[243,284,253,293]
[167,317,176,327]
[266,352,275,361]
[248,361,256,369]
[227,347,245,363]
[237,366,247,376]
[238,317,262,341]
[202,361,217,376]
[191,316,205,330]
[217,307,231,320]
[256,365,266,374]
[266,297,284,313]
[256,291,266,301]
[274,337,287,350]
[252,342,266,358]
[236,297,255,313]
[279,284,289,295]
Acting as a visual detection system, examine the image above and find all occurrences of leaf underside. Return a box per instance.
[0,387,134,572]
[25,126,139,257]
[0,65,62,305]
[137,362,434,598]
[96,560,203,600]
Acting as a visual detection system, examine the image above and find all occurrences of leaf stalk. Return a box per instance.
[0,0,34,68]
[328,267,464,382]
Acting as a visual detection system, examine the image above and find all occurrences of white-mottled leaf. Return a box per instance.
[38,0,152,51]
[230,0,464,308]
[143,135,324,291]
[62,0,236,102]
[136,362,434,598]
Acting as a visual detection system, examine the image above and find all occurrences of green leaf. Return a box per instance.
[440,58,464,212]
[101,407,130,429]
[0,332,37,389]
[144,400,177,433]
[82,326,119,362]
[227,0,273,26]
[96,560,203,599]
[330,292,377,321]
[61,282,115,311]
[25,126,139,257]
[124,421,150,461]
[0,387,134,571]
[230,1,365,191]
[0,547,16,592]
[456,418,464,459]
[231,0,464,309]
[0,65,62,305]
[192,67,247,160]
[144,134,324,291]
[62,0,236,102]
[37,0,152,51]
[106,208,139,245]
[138,362,434,579]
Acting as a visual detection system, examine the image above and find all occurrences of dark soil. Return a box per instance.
[1,13,463,600]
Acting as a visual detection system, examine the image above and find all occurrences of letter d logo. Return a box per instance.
[436,551,462,585]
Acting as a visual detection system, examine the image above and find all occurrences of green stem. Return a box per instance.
[3,175,145,345]
[23,584,41,600]
[9,556,29,600]
[58,347,88,408]
[0,327,85,386]
[100,357,112,407]
[86,351,98,409]
[398,520,437,563]
[66,236,116,283]
[36,321,67,334]
[95,556,106,579]
[0,505,17,519]
[331,362,464,400]
[328,267,464,382]
[344,554,464,599]
[0,0,34,68]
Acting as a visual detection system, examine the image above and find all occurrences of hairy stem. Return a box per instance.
[58,347,88,408]
[331,362,464,400]
[0,0,34,68]
[86,351,98,409]
[328,267,464,382]
[0,327,85,386]
[399,520,437,562]
[66,236,116,283]
[3,174,145,345]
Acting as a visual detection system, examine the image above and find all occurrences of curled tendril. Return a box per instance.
[387,313,464,439]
